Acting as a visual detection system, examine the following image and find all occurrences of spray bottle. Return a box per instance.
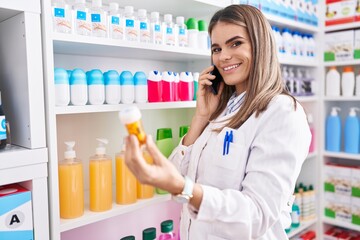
[89,138,112,212]
[344,107,360,154]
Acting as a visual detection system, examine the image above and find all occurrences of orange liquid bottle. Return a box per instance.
[58,141,84,219]
[115,144,137,204]
[137,147,154,199]
[89,138,113,212]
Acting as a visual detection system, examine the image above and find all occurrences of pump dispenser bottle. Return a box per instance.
[325,107,342,152]
[344,107,360,154]
[58,141,84,219]
[89,138,112,212]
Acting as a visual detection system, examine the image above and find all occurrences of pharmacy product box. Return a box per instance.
[352,166,360,197]
[0,184,33,240]
[324,163,352,195]
[356,1,360,21]
[354,29,360,59]
[325,192,352,222]
[325,0,356,26]
[353,196,360,225]
[324,30,354,61]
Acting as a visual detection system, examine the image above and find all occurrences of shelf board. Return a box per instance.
[323,217,360,232]
[296,96,319,103]
[53,33,210,61]
[265,14,319,33]
[60,194,171,232]
[324,59,360,67]
[55,101,196,115]
[325,22,360,32]
[323,151,360,160]
[0,146,48,170]
[287,218,317,238]
[0,0,40,18]
[279,57,319,67]
[324,96,360,101]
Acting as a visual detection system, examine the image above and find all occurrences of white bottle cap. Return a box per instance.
[119,106,142,124]
[148,70,161,82]
[92,0,102,8]
[96,138,108,155]
[109,2,119,11]
[330,107,340,116]
[64,141,76,159]
[162,71,174,83]
[176,16,185,25]
[138,9,147,18]
[124,6,134,15]
[151,12,159,20]
[349,107,360,117]
[180,71,193,82]
[193,72,199,82]
[164,14,172,23]
[173,72,179,83]
[75,0,85,4]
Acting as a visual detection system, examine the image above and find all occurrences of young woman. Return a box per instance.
[124,5,311,240]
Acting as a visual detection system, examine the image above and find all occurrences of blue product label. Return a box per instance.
[126,19,134,28]
[140,22,147,30]
[0,116,6,140]
[179,28,185,35]
[54,8,65,18]
[154,24,160,32]
[166,27,173,34]
[77,11,86,20]
[112,16,119,25]
[91,14,101,23]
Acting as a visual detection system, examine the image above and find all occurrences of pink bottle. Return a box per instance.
[308,114,315,153]
[147,70,162,102]
[159,220,176,240]
[178,72,194,101]
[172,72,179,101]
[161,71,174,102]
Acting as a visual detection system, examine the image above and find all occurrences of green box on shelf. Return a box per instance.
[353,197,360,225]
[353,186,360,197]
[355,29,360,59]
[325,182,335,192]
[354,49,360,59]
[325,207,336,219]
[324,52,335,62]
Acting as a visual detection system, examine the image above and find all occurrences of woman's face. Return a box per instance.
[211,22,252,95]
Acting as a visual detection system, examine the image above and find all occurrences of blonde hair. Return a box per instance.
[208,5,296,129]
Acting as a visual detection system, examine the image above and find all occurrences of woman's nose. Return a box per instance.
[218,49,232,61]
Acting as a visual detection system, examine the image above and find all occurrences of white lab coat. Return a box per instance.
[169,95,311,240]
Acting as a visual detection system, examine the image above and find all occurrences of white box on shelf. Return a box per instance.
[352,196,360,226]
[0,183,33,240]
[324,163,352,196]
[354,29,360,59]
[324,30,354,62]
[324,192,352,223]
[352,166,360,198]
[325,0,356,26]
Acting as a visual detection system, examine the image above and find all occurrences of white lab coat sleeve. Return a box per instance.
[191,98,311,238]
[168,135,193,176]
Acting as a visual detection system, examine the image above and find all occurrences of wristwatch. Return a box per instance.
[172,176,194,204]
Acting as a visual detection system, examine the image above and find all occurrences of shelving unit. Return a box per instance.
[287,218,318,238]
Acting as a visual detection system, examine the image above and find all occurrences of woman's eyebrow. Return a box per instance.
[211,35,245,48]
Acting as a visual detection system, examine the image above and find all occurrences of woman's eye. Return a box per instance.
[211,48,221,53]
[232,41,242,47]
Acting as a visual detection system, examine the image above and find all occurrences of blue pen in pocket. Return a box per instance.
[223,131,229,156]
[226,130,233,155]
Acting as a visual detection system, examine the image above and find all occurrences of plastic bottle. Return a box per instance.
[69,68,88,106]
[308,34,316,58]
[172,72,180,102]
[176,16,188,47]
[325,67,341,97]
[89,138,112,212]
[137,147,154,199]
[138,9,151,43]
[124,6,138,42]
[356,71,360,96]
[186,18,198,48]
[288,67,295,95]
[134,71,148,103]
[147,70,162,102]
[159,220,176,240]
[294,68,303,96]
[87,69,105,105]
[198,20,209,50]
[58,141,84,219]
[119,106,147,145]
[178,72,194,101]
[303,69,315,96]
[143,227,156,240]
[115,141,137,204]
[73,0,91,36]
[307,185,316,219]
[272,26,284,56]
[341,66,355,97]
[52,0,72,34]
[161,71,174,102]
[150,12,163,45]
[120,71,135,104]
[325,107,341,152]
[193,72,199,100]
[54,68,70,106]
[281,66,289,92]
[108,2,123,40]
[282,28,295,59]
[344,107,360,154]
[0,91,7,149]
[104,70,121,104]
[163,14,175,46]
[294,187,302,222]
[291,201,300,228]
[307,113,315,153]
[90,0,107,38]
[120,236,135,240]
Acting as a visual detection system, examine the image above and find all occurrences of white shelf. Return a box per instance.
[53,33,210,61]
[60,194,171,232]
[279,57,319,67]
[325,22,360,33]
[323,217,360,232]
[265,14,319,33]
[323,151,360,161]
[324,59,360,67]
[324,96,360,101]
[296,96,319,103]
[55,101,196,115]
[287,218,317,238]
[0,0,40,18]
[0,146,48,170]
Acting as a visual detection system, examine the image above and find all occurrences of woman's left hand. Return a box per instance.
[124,134,185,194]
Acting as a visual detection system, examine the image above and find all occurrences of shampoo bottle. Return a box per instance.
[147,70,162,102]
[104,70,121,105]
[58,141,84,219]
[87,69,105,105]
[344,107,360,154]
[325,67,340,97]
[134,71,148,103]
[120,71,135,104]
[89,138,112,212]
[161,71,174,102]
[69,68,88,106]
[341,66,355,97]
[325,107,341,152]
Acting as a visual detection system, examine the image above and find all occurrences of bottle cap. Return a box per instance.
[87,69,104,85]
[349,107,360,117]
[138,9,147,18]
[142,227,156,240]
[150,12,159,20]
[330,107,340,116]
[160,220,173,233]
[70,68,87,85]
[120,71,134,85]
[343,66,354,73]
[186,18,198,30]
[162,71,174,83]
[119,106,141,124]
[54,68,69,85]
[156,128,173,140]
[134,71,147,85]
[75,0,86,4]
[176,16,185,25]
[164,14,172,23]
[179,71,193,82]
[92,0,102,8]
[198,20,207,31]
[309,184,314,191]
[120,236,135,240]
[64,141,76,159]
[179,125,190,138]
[329,66,337,70]
[95,138,108,155]
[124,6,134,15]
[173,72,179,83]
[148,70,161,82]
[109,2,119,11]
[104,70,120,85]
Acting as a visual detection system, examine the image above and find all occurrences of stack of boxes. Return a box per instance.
[325,0,360,26]
[324,29,360,61]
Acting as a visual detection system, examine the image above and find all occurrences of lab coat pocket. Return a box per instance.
[207,235,229,240]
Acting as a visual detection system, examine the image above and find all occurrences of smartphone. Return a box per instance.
[210,65,223,95]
